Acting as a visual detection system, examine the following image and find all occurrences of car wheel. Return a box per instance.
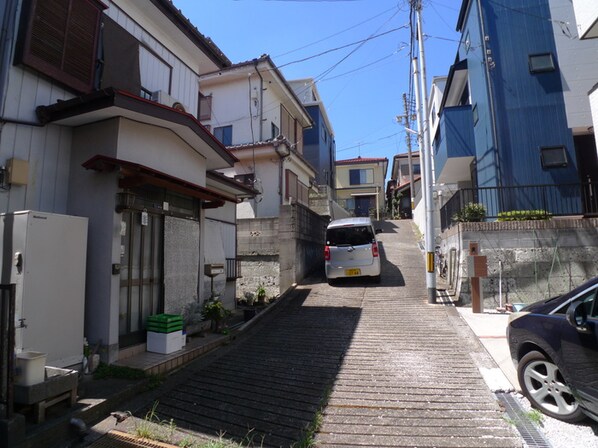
[517,350,586,423]
[372,275,381,284]
[327,278,335,286]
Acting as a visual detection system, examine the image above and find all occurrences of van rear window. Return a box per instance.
[326,226,374,246]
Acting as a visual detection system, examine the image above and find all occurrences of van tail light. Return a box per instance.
[372,242,379,258]
[324,245,331,261]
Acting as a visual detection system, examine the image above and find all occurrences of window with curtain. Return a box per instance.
[349,168,374,185]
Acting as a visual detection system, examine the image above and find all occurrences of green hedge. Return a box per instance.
[452,202,486,222]
[497,210,552,221]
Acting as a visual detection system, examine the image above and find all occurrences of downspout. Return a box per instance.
[254,60,264,142]
[476,0,502,189]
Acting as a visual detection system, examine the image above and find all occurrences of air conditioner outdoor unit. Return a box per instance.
[151,90,186,112]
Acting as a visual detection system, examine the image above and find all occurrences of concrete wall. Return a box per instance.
[236,204,327,300]
[440,218,598,308]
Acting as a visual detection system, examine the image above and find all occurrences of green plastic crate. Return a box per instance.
[146,314,183,333]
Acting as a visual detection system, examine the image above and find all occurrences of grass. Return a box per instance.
[292,386,332,448]
[524,409,545,426]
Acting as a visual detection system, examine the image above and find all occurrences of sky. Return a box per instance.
[172,0,462,183]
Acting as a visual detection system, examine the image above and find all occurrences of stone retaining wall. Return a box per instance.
[439,218,598,307]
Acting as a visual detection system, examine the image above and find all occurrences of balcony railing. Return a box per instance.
[226,258,241,280]
[440,182,598,231]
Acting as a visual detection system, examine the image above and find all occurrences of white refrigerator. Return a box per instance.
[0,211,88,367]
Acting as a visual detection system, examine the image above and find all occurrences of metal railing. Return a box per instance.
[1,284,16,419]
[226,258,241,280]
[440,182,598,231]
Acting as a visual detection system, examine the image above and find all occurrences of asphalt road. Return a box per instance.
[123,220,524,447]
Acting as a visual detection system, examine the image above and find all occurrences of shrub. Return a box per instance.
[202,299,231,322]
[497,209,552,221]
[452,202,486,222]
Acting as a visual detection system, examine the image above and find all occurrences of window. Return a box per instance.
[199,93,212,121]
[15,0,105,93]
[214,126,232,146]
[540,146,567,168]
[472,104,479,126]
[271,122,279,139]
[349,168,374,185]
[413,163,421,175]
[529,53,555,73]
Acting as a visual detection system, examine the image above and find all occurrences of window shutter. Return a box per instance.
[17,0,105,93]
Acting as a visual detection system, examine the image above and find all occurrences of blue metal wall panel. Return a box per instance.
[434,105,475,178]
[458,0,581,213]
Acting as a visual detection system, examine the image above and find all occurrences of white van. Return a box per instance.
[324,217,381,284]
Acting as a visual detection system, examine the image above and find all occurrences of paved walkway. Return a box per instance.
[97,219,523,447]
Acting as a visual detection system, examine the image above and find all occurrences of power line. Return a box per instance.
[274,4,400,58]
[277,26,409,69]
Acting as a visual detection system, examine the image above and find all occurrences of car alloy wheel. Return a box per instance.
[517,351,585,423]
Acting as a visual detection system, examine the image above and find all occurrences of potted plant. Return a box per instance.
[256,284,267,305]
[202,299,231,333]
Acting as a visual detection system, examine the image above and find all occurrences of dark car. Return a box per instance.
[507,276,598,423]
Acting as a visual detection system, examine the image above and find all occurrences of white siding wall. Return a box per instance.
[572,0,598,39]
[116,119,206,185]
[105,0,216,116]
[550,0,598,131]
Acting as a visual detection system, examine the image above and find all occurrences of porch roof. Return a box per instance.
[36,88,238,170]
[82,155,237,208]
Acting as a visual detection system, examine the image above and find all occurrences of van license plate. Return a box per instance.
[345,268,361,276]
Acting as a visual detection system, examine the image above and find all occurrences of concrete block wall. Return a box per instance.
[236,204,328,301]
[440,218,598,308]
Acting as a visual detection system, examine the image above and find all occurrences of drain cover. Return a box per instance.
[496,392,552,448]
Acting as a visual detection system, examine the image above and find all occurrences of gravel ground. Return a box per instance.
[512,392,598,448]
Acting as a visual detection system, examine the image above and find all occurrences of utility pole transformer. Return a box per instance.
[413,0,436,304]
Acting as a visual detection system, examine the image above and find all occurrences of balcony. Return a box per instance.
[440,182,598,231]
[434,105,475,184]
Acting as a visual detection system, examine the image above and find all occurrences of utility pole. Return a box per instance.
[413,0,436,304]
[401,93,415,214]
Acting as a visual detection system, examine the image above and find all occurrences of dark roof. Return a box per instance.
[150,0,230,68]
[438,58,468,113]
[206,170,259,197]
[456,0,472,32]
[336,156,389,165]
[83,155,235,208]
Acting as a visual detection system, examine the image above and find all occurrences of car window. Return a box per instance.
[577,288,596,318]
[326,226,374,246]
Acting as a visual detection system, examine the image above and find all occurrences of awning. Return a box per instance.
[82,155,237,208]
[351,192,377,197]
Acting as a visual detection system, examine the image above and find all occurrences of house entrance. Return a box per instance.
[354,196,373,217]
[119,210,164,348]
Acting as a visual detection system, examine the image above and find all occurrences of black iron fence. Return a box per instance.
[0,284,16,419]
[225,258,241,280]
[440,182,598,231]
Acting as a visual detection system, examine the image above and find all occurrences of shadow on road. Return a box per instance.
[134,288,362,447]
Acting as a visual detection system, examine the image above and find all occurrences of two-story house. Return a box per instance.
[336,157,388,219]
[435,0,598,228]
[198,55,316,218]
[387,153,421,219]
[0,0,251,365]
